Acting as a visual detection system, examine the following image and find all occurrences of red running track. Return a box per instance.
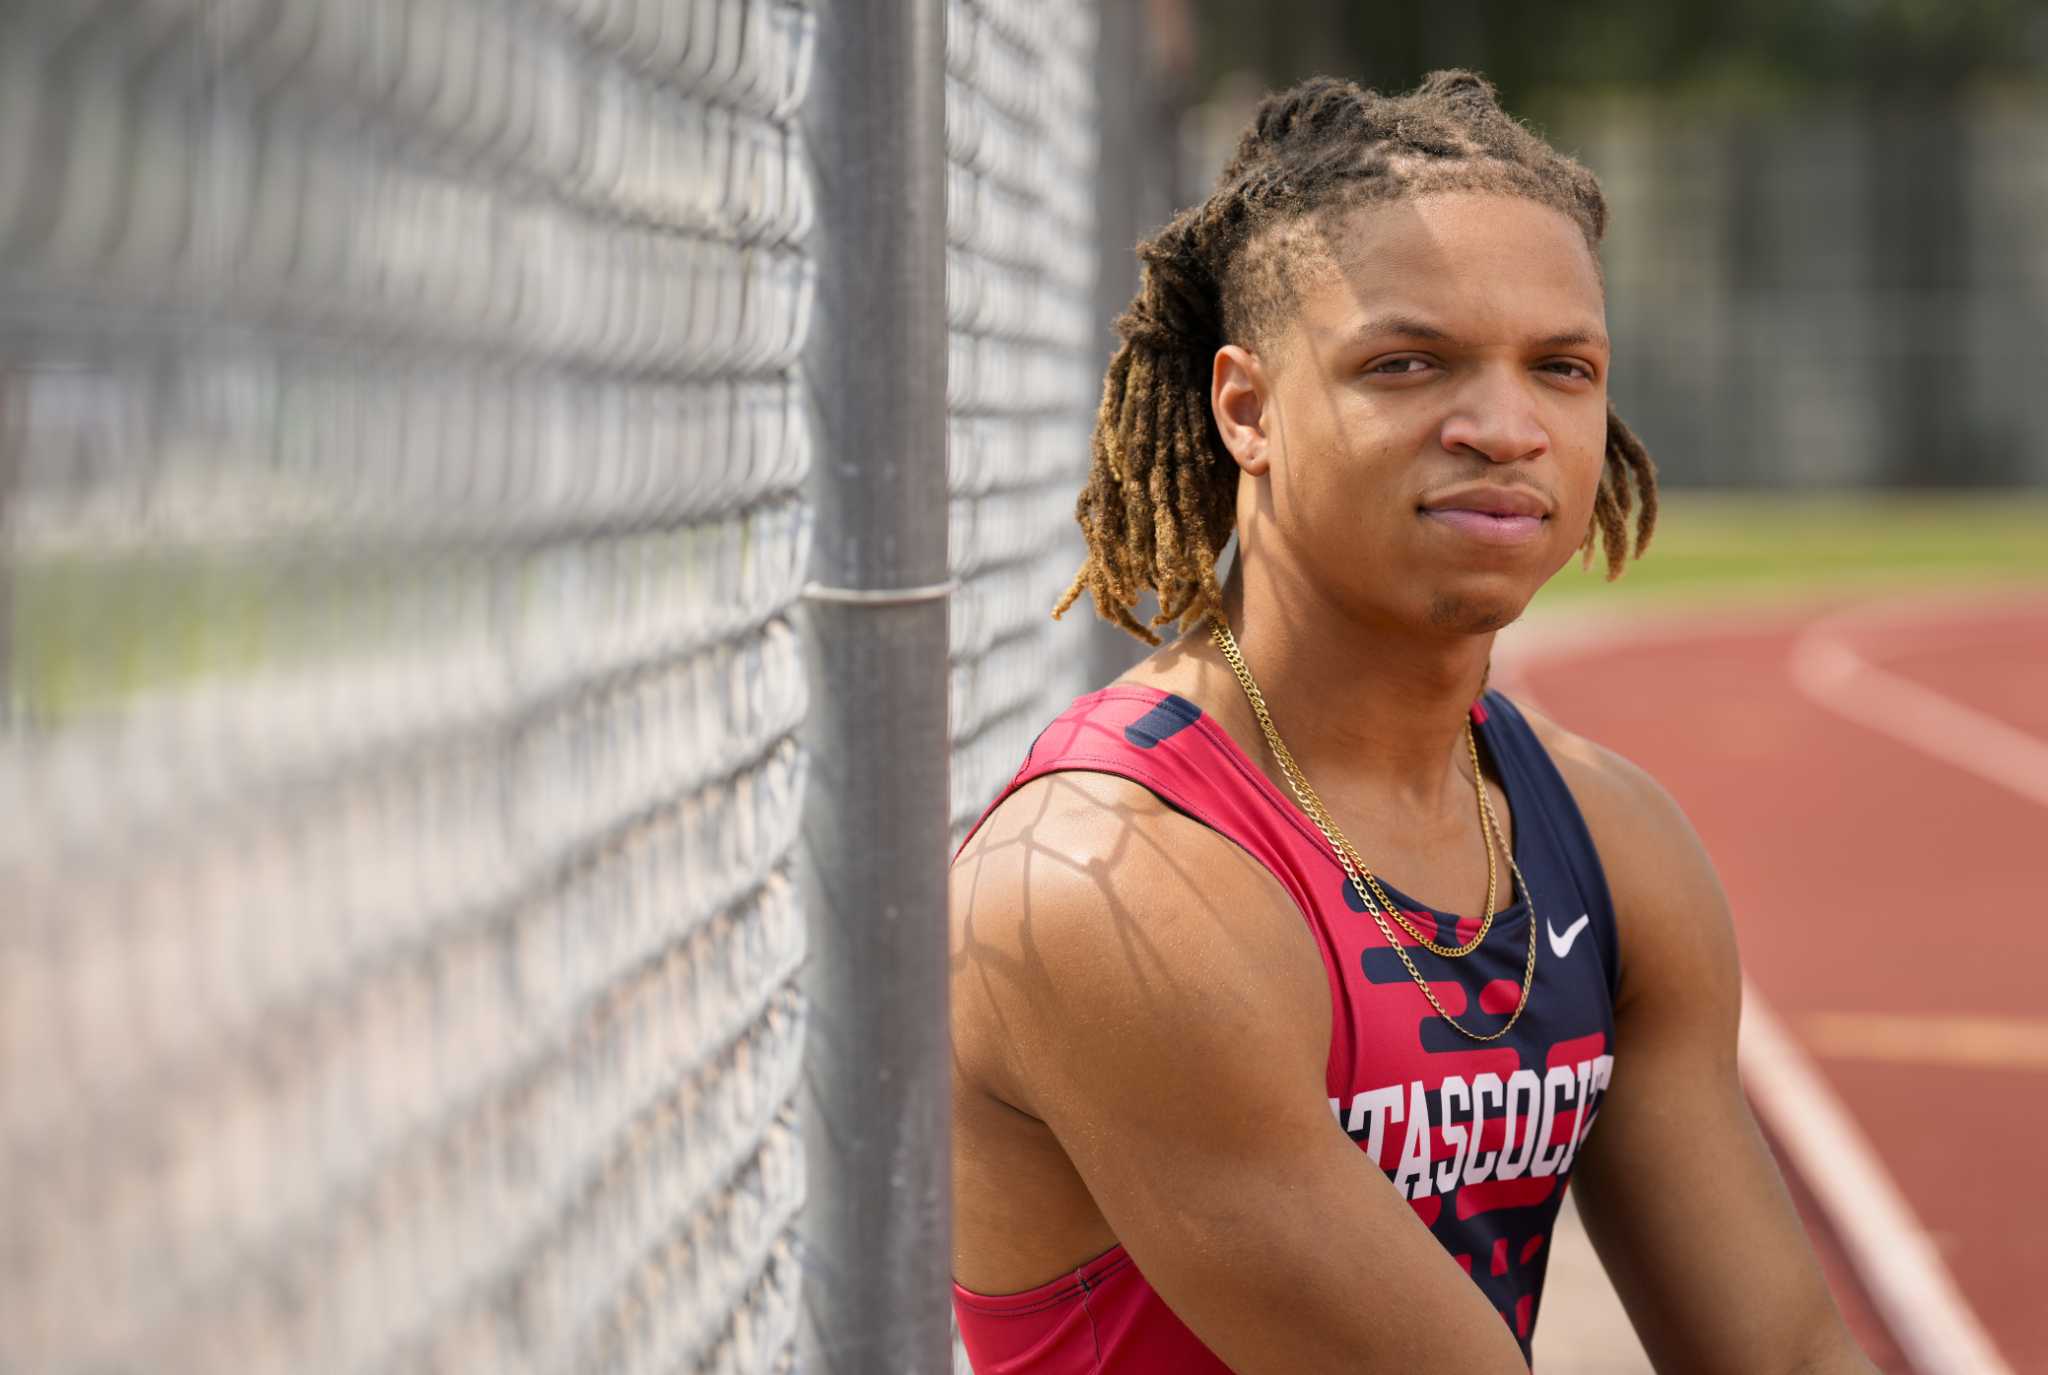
[1510,591,2048,1373]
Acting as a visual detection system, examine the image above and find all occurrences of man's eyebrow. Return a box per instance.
[1343,316,1611,352]
[1535,327,1611,351]
[1348,314,1456,345]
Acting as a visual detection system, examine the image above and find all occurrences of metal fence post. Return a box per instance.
[0,369,14,723]
[797,0,954,1371]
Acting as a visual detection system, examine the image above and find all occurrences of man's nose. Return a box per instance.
[1437,369,1550,464]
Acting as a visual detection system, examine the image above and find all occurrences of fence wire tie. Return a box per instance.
[800,578,959,606]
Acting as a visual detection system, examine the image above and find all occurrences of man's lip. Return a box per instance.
[1418,485,1552,519]
[1419,508,1548,545]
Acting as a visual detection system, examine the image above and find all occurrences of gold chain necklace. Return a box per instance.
[1208,616,1538,1042]
[1209,617,1499,954]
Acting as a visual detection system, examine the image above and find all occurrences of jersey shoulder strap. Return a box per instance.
[955,685,1329,906]
[1473,688,1623,1000]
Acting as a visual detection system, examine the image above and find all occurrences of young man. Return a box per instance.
[947,73,1878,1372]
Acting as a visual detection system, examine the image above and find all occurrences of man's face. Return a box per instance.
[1214,191,1611,637]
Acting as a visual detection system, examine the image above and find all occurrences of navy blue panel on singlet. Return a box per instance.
[1474,689,1623,1004]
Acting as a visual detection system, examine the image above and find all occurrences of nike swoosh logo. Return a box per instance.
[1548,914,1592,958]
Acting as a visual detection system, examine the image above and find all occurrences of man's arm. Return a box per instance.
[951,769,1530,1373]
[1531,714,1878,1375]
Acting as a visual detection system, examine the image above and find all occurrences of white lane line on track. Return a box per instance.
[1780,601,2038,1374]
[1789,609,2048,809]
[1501,596,2034,1375]
[1741,988,2014,1375]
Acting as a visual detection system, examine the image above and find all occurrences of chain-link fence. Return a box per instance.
[945,0,1098,844]
[1,1,815,1370]
[940,8,1100,1366]
[0,1,1156,1372]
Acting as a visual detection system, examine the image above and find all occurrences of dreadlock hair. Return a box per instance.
[1054,70,1659,645]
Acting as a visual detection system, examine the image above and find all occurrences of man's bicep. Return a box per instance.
[951,772,1335,1126]
[954,777,1528,1373]
[1015,833,1345,1261]
[955,773,1347,1223]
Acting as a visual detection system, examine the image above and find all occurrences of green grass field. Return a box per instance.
[1529,489,2048,610]
[7,549,427,722]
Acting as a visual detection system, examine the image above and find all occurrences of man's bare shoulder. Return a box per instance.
[1513,698,1735,1002]
[953,767,1292,921]
[949,769,1330,1112]
[1516,699,1711,869]
[956,766,1191,861]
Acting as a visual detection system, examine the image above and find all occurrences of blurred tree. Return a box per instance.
[1192,0,2048,109]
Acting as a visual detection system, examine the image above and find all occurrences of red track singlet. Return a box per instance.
[952,685,1622,1371]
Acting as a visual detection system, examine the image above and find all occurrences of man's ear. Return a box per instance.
[1212,344,1271,476]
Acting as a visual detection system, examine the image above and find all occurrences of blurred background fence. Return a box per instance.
[942,0,1098,847]
[1568,92,2048,490]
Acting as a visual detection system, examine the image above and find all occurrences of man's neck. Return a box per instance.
[1195,564,1497,818]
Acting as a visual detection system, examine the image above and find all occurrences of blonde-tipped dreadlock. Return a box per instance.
[1054,70,1659,645]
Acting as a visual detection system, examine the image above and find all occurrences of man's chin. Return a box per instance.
[1424,586,1530,636]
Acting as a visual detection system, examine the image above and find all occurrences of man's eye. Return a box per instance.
[1370,358,1430,375]
[1543,361,1595,382]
